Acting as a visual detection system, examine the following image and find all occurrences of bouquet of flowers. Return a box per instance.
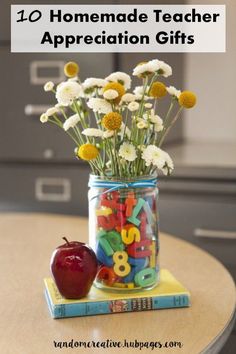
[40,59,196,177]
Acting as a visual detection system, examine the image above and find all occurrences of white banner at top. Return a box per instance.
[11,5,225,53]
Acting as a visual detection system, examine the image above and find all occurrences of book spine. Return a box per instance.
[48,292,190,318]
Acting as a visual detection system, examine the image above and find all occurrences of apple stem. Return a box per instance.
[62,237,70,245]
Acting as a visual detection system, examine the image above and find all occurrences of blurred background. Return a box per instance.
[0,0,235,351]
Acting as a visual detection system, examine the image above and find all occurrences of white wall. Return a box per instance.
[184,0,236,142]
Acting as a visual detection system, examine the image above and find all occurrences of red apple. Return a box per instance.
[50,237,98,299]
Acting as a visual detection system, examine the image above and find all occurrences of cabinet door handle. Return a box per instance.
[30,60,65,85]
[194,228,236,240]
[25,104,51,116]
[35,177,71,202]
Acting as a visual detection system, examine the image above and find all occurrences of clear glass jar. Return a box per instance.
[88,174,160,292]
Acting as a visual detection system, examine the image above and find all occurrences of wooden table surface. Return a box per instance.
[0,213,235,354]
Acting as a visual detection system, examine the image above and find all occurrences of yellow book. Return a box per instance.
[44,269,190,318]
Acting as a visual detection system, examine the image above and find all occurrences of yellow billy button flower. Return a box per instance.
[103,82,125,104]
[78,144,99,161]
[102,112,122,131]
[64,62,79,78]
[149,81,167,99]
[178,91,197,108]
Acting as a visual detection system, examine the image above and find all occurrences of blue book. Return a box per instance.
[44,269,190,318]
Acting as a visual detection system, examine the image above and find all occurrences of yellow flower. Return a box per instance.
[149,81,167,98]
[178,91,197,108]
[103,82,125,104]
[64,62,79,78]
[102,112,122,131]
[78,144,99,161]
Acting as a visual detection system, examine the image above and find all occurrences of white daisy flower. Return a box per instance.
[87,98,112,114]
[167,86,181,98]
[103,130,114,139]
[128,101,139,112]
[119,142,137,162]
[82,128,103,138]
[154,122,164,132]
[105,72,131,90]
[133,62,155,77]
[120,93,136,103]
[161,151,174,175]
[133,86,150,101]
[137,121,148,129]
[63,113,80,131]
[82,78,107,93]
[40,113,48,123]
[44,81,54,92]
[143,110,164,132]
[45,107,59,117]
[142,145,166,168]
[103,89,119,100]
[56,81,83,106]
[149,59,172,78]
[144,103,152,109]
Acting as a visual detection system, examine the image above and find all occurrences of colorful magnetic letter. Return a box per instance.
[97,214,116,230]
[96,207,112,216]
[96,266,117,286]
[127,239,152,258]
[134,268,157,287]
[106,231,124,251]
[113,282,134,289]
[96,230,107,239]
[143,201,154,225]
[121,226,140,245]
[99,238,114,256]
[96,244,113,267]
[140,212,147,239]
[127,198,145,226]
[149,241,156,268]
[113,251,131,277]
[101,191,119,209]
[125,192,137,217]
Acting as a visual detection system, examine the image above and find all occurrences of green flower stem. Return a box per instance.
[51,115,63,130]
[153,98,157,112]
[122,107,129,141]
[58,107,68,121]
[89,160,100,175]
[73,126,85,145]
[147,73,158,95]
[156,100,175,146]
[97,152,105,173]
[73,101,87,129]
[106,139,116,175]
[138,76,149,117]
[88,162,96,175]
[114,132,121,177]
[48,119,79,146]
[159,106,183,147]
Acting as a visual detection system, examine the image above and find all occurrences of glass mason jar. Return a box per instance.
[88,174,160,292]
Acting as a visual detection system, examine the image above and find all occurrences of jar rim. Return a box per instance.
[89,173,158,183]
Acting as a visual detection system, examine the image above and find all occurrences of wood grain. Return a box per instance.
[0,213,235,354]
